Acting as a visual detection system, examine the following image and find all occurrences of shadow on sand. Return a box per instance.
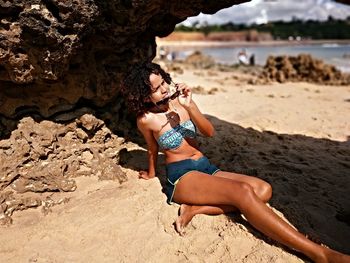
[119,114,350,254]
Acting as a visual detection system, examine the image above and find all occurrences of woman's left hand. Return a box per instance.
[176,83,192,108]
[138,170,155,180]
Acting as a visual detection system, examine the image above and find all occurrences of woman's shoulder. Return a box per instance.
[137,112,157,129]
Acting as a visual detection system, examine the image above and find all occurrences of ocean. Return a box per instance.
[175,43,350,73]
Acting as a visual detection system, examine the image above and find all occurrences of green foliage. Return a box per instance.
[175,16,350,39]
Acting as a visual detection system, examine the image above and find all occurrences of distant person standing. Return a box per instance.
[238,49,249,65]
[159,47,167,60]
[166,51,176,62]
[249,54,255,66]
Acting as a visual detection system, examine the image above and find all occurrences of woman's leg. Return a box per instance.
[173,171,349,263]
[175,204,234,235]
[214,171,272,202]
[176,171,272,232]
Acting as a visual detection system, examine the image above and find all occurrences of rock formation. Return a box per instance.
[0,114,127,224]
[0,0,249,224]
[0,0,248,137]
[259,54,350,85]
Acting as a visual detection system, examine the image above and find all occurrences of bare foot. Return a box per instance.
[175,204,194,236]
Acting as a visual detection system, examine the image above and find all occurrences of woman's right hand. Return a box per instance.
[176,83,192,109]
[138,170,155,180]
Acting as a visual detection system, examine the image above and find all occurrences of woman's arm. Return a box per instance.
[185,100,215,137]
[176,83,215,137]
[137,116,159,179]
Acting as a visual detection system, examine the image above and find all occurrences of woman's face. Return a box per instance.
[148,73,169,105]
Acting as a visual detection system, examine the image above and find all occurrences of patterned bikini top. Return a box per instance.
[157,120,196,150]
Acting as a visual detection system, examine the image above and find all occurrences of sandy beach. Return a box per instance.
[0,60,349,262]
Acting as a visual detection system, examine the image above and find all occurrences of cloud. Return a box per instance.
[181,0,350,25]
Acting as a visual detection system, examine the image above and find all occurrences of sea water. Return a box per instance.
[176,43,350,72]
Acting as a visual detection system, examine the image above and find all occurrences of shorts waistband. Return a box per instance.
[166,156,207,169]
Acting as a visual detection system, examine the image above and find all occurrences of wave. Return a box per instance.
[322,43,340,48]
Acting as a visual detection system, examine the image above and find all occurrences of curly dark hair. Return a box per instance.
[122,62,172,116]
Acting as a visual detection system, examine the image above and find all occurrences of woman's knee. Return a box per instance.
[260,181,272,202]
[240,182,256,196]
[232,182,257,208]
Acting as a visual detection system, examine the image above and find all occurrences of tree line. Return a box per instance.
[175,16,350,39]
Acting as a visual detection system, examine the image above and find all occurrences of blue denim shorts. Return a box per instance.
[165,156,220,204]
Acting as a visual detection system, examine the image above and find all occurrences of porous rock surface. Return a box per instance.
[0,114,127,224]
[259,54,350,85]
[0,0,247,131]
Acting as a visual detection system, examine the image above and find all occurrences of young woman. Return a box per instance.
[122,62,349,263]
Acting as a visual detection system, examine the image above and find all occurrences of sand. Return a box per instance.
[0,62,349,262]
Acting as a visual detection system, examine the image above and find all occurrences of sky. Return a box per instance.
[181,0,350,25]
